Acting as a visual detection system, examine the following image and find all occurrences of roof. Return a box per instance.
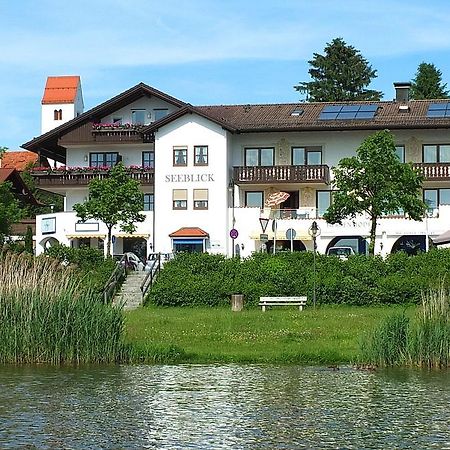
[1,151,39,171]
[195,99,450,132]
[42,76,80,104]
[0,168,42,206]
[23,81,450,161]
[23,82,187,161]
[169,227,209,238]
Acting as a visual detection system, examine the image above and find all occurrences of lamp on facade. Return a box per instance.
[308,220,321,309]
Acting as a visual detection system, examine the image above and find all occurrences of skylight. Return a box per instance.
[427,103,450,118]
[319,104,378,120]
[290,107,304,117]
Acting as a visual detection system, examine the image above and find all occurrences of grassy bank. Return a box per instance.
[124,305,414,364]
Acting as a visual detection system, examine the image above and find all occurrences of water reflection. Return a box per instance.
[0,364,449,449]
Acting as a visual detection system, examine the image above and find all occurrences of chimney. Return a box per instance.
[394,82,411,102]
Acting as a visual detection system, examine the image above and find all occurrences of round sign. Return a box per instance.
[111,235,116,244]
[286,228,296,240]
[229,229,239,239]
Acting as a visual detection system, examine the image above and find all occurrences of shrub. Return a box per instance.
[146,248,450,308]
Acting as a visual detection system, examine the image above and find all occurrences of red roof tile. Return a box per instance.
[42,76,80,104]
[169,227,209,238]
[1,151,39,171]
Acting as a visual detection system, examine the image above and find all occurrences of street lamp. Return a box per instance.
[308,220,321,309]
[228,179,235,257]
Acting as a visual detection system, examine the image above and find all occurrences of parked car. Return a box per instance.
[326,246,355,260]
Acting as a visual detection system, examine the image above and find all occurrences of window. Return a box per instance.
[395,145,405,163]
[131,110,146,125]
[142,151,154,168]
[173,189,187,210]
[89,152,119,168]
[292,147,322,165]
[54,109,62,120]
[113,116,122,125]
[244,148,274,166]
[154,109,168,121]
[173,147,187,166]
[143,193,154,211]
[317,190,332,217]
[424,188,450,210]
[194,146,208,166]
[245,191,263,208]
[193,189,208,210]
[423,145,450,163]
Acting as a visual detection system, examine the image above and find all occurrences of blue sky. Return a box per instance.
[2,0,450,150]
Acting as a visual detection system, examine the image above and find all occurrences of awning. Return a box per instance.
[433,230,450,245]
[113,233,150,239]
[172,239,205,244]
[66,234,106,239]
[249,231,312,241]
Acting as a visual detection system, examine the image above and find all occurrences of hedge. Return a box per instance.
[146,249,450,307]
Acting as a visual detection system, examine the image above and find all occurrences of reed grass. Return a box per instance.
[0,252,126,364]
[361,286,450,368]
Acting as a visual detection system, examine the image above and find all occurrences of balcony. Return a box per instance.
[233,165,330,184]
[30,166,155,186]
[91,128,144,143]
[413,163,450,180]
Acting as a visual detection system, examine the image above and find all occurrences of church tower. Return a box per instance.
[41,76,84,134]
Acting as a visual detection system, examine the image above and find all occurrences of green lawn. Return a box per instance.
[124,305,414,364]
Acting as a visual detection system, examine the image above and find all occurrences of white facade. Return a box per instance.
[25,81,450,259]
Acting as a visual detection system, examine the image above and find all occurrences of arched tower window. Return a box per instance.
[54,109,63,120]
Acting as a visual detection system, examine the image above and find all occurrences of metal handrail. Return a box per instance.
[102,255,127,303]
[140,253,161,298]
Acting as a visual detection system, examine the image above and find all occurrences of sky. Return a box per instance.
[2,0,450,150]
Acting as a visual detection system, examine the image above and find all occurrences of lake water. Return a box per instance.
[0,364,449,449]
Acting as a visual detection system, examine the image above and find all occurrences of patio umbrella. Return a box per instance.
[265,191,290,208]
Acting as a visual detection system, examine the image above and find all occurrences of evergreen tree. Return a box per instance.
[295,38,382,102]
[410,62,449,99]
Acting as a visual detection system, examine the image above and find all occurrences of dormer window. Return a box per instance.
[131,110,146,125]
[54,109,62,120]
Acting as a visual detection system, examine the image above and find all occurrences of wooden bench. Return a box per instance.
[259,296,307,312]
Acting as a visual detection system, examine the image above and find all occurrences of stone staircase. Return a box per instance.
[113,270,148,310]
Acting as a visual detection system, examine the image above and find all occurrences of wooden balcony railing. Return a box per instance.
[413,163,450,180]
[233,165,330,184]
[30,168,155,186]
[91,129,143,143]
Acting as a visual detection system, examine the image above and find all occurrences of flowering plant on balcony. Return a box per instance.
[31,165,151,174]
[92,122,146,131]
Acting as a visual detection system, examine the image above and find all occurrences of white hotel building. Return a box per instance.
[23,77,450,259]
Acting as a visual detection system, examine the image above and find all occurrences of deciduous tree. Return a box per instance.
[323,130,427,255]
[410,62,449,100]
[73,163,145,257]
[295,38,382,102]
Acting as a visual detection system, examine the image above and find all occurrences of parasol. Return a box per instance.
[265,191,290,207]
